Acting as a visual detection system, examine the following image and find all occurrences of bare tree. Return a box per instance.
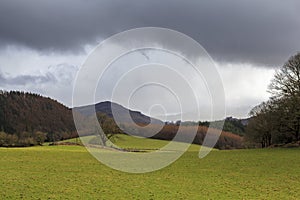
[246,101,280,147]
[269,53,300,98]
[268,53,300,141]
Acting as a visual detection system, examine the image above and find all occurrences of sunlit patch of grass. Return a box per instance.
[62,134,211,152]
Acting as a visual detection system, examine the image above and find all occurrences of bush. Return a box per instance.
[0,131,47,147]
[0,132,18,147]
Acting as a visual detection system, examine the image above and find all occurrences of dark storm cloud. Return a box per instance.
[0,0,299,66]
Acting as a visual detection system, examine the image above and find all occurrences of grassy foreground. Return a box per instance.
[0,136,300,199]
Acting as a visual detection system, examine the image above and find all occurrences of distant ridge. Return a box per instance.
[74,101,163,125]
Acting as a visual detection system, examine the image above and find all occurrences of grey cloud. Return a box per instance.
[0,64,78,106]
[46,64,79,83]
[0,64,78,87]
[0,71,55,86]
[0,0,299,66]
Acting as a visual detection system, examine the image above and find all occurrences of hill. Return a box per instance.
[0,91,77,145]
[74,101,163,125]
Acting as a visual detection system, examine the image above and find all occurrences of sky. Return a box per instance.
[0,0,299,121]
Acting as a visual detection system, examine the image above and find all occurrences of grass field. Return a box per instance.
[1,135,300,199]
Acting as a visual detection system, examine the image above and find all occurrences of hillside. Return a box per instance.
[0,91,76,143]
[74,101,163,125]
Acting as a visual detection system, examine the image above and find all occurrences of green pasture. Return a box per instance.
[0,135,299,199]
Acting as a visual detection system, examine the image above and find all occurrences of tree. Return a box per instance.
[246,101,281,147]
[90,113,122,146]
[246,53,300,147]
[34,131,47,145]
[269,53,300,98]
[275,97,300,141]
[268,53,300,141]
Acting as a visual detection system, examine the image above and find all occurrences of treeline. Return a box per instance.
[198,117,247,136]
[246,53,300,148]
[0,91,77,146]
[151,124,243,149]
[90,114,243,149]
[0,131,46,147]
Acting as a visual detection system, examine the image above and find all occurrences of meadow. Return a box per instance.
[0,135,300,199]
